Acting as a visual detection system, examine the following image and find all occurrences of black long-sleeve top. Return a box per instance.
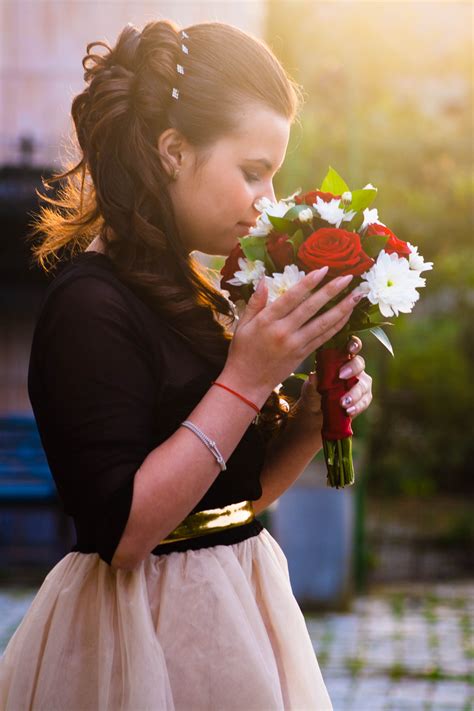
[27,252,265,565]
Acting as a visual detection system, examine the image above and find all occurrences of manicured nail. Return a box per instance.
[346,405,356,415]
[352,293,363,303]
[348,341,358,353]
[339,367,352,379]
[341,395,352,406]
[334,274,353,287]
[310,266,329,282]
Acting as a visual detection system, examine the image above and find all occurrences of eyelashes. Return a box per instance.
[243,171,260,183]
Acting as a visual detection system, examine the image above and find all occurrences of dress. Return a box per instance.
[0,251,333,710]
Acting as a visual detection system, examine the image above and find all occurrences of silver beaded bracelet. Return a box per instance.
[180,420,227,472]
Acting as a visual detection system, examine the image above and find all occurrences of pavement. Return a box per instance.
[1,579,473,710]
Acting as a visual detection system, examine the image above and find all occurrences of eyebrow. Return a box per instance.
[244,158,281,172]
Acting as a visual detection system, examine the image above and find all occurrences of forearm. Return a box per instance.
[253,409,323,516]
[112,365,272,570]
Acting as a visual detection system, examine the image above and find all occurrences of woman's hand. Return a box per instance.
[294,335,373,423]
[224,267,362,402]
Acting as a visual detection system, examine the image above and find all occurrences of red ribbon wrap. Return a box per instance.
[315,347,359,440]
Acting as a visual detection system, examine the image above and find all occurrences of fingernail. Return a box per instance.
[310,266,329,281]
[341,395,352,406]
[334,274,353,287]
[346,405,356,415]
[348,341,358,353]
[339,367,352,379]
[352,293,363,303]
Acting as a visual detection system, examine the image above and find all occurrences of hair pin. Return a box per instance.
[181,44,189,54]
[177,63,184,74]
[171,87,179,100]
[182,30,190,39]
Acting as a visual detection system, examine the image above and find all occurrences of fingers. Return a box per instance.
[266,266,329,320]
[286,273,355,330]
[340,371,373,417]
[347,335,362,356]
[301,310,351,355]
[339,354,365,379]
[297,285,360,353]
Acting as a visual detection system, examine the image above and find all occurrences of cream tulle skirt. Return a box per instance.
[0,527,332,710]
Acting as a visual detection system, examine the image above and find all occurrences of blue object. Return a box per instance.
[272,462,355,610]
[0,414,56,501]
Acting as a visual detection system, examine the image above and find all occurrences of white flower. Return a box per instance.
[249,197,296,237]
[357,250,426,317]
[363,183,378,191]
[313,196,356,228]
[227,257,266,287]
[341,191,352,204]
[298,207,314,223]
[360,207,386,233]
[407,242,434,273]
[264,264,306,302]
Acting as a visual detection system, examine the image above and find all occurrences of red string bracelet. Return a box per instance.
[210,381,260,414]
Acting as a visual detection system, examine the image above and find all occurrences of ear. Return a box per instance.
[157,128,187,178]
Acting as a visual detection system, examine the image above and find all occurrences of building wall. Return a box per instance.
[0,0,266,167]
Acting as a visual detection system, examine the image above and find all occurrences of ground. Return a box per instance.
[1,579,473,710]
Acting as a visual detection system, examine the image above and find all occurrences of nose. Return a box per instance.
[252,183,276,216]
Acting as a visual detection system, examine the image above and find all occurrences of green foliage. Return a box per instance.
[266,1,473,494]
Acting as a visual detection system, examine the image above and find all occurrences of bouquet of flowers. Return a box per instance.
[220,167,433,488]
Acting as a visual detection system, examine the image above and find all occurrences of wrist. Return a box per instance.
[217,365,273,412]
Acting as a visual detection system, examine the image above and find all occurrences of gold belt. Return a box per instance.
[159,500,255,544]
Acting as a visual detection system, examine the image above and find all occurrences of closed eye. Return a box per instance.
[243,171,260,183]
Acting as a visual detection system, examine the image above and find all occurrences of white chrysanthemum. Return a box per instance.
[312,196,356,228]
[227,257,266,287]
[298,207,314,222]
[356,250,426,317]
[363,183,378,191]
[249,197,296,237]
[407,242,434,273]
[360,207,387,233]
[341,191,352,203]
[264,264,306,302]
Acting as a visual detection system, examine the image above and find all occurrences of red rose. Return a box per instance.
[365,223,411,258]
[295,190,341,206]
[266,232,293,271]
[297,227,374,278]
[220,243,246,301]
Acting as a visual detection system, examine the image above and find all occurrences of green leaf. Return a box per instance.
[267,215,296,234]
[320,166,350,195]
[346,211,365,232]
[370,326,395,356]
[264,252,277,274]
[288,228,305,257]
[290,372,309,381]
[239,235,267,263]
[346,188,377,213]
[362,233,389,258]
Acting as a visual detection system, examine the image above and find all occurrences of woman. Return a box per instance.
[0,19,372,710]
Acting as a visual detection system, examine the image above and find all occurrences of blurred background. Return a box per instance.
[1,1,472,708]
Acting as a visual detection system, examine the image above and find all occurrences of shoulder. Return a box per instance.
[31,253,155,363]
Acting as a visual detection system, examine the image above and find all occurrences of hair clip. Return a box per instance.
[181,44,189,54]
[181,30,190,39]
[176,63,184,75]
[171,87,179,100]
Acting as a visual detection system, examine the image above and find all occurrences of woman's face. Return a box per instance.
[166,104,291,256]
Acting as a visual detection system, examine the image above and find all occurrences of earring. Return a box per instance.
[171,167,180,180]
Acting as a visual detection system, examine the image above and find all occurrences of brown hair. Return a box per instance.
[29,19,304,438]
